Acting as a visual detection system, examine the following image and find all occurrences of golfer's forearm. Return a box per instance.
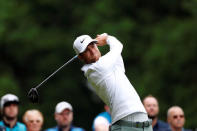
[98,36,123,69]
[107,36,123,55]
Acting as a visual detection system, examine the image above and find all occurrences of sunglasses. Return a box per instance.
[173,115,184,119]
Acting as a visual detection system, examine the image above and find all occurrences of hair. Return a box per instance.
[23,109,44,124]
[167,106,184,117]
[143,94,158,104]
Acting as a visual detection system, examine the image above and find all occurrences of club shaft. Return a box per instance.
[34,55,78,89]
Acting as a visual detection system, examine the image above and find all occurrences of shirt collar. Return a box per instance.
[3,120,17,128]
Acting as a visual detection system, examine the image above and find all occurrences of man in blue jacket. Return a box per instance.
[0,125,5,131]
[0,93,26,131]
[143,95,169,131]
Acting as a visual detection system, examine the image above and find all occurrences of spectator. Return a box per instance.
[0,93,26,131]
[92,105,111,131]
[45,101,85,131]
[143,95,169,131]
[23,109,44,131]
[167,106,192,131]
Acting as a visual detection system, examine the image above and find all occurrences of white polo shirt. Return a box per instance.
[81,36,146,124]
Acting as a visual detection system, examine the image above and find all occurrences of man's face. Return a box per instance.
[79,43,101,64]
[55,109,73,128]
[25,113,43,131]
[168,108,185,129]
[3,103,18,119]
[143,97,159,119]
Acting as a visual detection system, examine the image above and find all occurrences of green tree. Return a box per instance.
[0,0,197,129]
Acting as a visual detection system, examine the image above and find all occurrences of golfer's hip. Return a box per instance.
[110,112,153,131]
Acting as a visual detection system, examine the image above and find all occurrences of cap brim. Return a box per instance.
[79,40,98,54]
[56,107,72,113]
[3,101,19,107]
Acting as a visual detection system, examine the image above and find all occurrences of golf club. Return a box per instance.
[28,55,78,103]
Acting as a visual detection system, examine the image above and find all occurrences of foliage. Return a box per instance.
[0,0,197,130]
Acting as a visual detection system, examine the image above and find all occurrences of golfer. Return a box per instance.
[73,33,153,131]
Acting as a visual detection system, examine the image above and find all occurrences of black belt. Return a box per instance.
[114,119,152,128]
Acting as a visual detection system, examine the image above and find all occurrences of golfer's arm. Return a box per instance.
[98,36,123,68]
[107,36,123,54]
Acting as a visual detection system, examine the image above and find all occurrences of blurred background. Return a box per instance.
[0,0,197,130]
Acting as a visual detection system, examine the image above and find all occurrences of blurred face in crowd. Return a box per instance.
[78,43,101,64]
[143,96,159,119]
[23,110,43,131]
[168,107,185,130]
[3,103,18,120]
[55,109,73,128]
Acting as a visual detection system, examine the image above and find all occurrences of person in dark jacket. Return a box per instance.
[143,95,169,131]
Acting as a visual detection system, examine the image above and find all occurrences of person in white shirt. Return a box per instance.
[73,33,153,131]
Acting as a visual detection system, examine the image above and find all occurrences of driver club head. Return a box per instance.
[28,88,39,103]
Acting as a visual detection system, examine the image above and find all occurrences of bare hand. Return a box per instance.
[95,33,108,46]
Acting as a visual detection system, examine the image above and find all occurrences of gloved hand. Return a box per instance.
[28,88,39,103]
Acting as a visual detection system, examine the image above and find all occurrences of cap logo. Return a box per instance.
[80,38,85,44]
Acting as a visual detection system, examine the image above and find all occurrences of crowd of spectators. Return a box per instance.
[0,93,194,131]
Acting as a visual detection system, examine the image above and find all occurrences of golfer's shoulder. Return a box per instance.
[107,36,123,46]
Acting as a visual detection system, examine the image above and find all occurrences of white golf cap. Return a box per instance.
[55,101,73,113]
[73,35,97,55]
[1,94,19,109]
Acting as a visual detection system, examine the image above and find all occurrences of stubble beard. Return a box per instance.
[148,114,157,120]
[5,115,17,121]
